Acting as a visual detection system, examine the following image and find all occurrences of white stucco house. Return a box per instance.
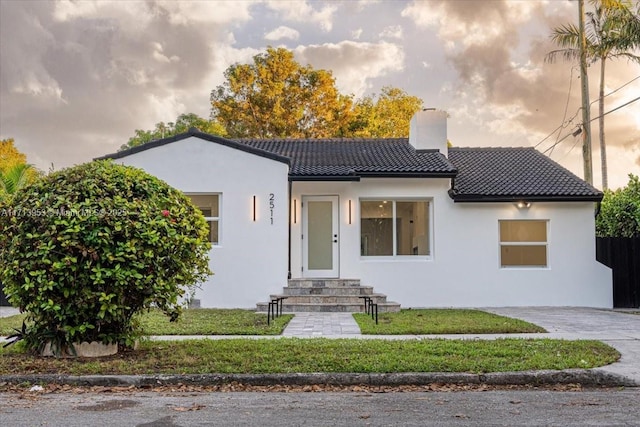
[98,110,612,310]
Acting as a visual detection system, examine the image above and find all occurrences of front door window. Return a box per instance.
[303,196,339,277]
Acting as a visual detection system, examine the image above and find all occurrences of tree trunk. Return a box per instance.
[599,56,608,190]
[579,0,593,185]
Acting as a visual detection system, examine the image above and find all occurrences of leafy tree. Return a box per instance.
[119,113,226,151]
[126,50,423,143]
[211,47,354,138]
[348,87,424,138]
[0,160,211,354]
[0,138,27,170]
[0,163,38,202]
[0,138,40,201]
[546,0,640,189]
[596,174,640,237]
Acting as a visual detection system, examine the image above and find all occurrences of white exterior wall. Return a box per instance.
[291,178,612,308]
[114,137,290,308]
[111,135,612,309]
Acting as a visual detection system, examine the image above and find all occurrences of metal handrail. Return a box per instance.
[267,296,287,325]
[359,296,378,324]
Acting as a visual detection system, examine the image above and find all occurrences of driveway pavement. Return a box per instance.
[1,306,639,387]
[484,307,640,386]
[484,307,640,338]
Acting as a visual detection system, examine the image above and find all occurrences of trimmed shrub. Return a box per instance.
[0,160,211,354]
[597,174,640,238]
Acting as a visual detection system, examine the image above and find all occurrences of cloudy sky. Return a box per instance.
[1,0,638,189]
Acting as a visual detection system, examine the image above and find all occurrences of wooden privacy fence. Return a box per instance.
[596,237,640,308]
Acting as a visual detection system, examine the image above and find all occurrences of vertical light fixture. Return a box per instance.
[293,199,297,224]
[348,200,352,225]
[253,195,256,221]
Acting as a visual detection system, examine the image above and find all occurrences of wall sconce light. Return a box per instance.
[348,200,352,225]
[293,199,297,224]
[253,195,256,221]
[516,201,531,209]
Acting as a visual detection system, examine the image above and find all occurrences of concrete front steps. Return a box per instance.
[256,279,401,313]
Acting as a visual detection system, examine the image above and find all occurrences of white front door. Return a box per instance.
[302,196,339,278]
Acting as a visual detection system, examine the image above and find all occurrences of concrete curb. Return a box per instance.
[1,369,637,388]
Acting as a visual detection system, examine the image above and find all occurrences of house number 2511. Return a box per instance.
[269,193,275,225]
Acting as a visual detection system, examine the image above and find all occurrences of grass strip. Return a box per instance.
[0,309,292,336]
[0,338,618,376]
[138,309,293,335]
[354,309,546,334]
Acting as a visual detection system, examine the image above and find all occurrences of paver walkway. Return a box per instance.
[282,312,361,337]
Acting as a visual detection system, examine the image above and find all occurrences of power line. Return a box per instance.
[556,132,583,162]
[542,96,640,156]
[596,75,640,100]
[534,66,579,150]
[542,130,578,154]
[549,66,577,156]
[552,67,577,155]
[534,124,568,149]
[534,74,640,150]
[589,96,640,122]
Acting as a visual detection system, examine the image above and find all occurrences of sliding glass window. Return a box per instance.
[360,200,430,257]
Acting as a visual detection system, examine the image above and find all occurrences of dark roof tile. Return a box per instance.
[233,138,457,178]
[448,147,602,202]
[99,131,601,201]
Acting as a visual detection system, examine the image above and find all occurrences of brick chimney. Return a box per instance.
[409,109,448,157]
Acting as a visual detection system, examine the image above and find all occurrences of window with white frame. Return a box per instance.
[499,220,548,267]
[186,194,220,244]
[360,200,430,256]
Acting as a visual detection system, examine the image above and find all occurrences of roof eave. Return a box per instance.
[448,191,603,203]
[95,132,193,160]
[355,171,457,178]
[97,130,291,165]
[289,175,361,182]
[289,171,457,181]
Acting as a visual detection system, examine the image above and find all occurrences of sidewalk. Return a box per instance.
[0,307,19,318]
[2,306,639,387]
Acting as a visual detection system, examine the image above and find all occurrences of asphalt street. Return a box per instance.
[1,388,639,426]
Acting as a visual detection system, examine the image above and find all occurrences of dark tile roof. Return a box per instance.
[233,138,457,179]
[448,147,603,202]
[99,130,601,202]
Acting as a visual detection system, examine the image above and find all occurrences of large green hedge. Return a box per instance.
[596,174,640,238]
[0,160,211,353]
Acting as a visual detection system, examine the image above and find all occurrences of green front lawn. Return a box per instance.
[138,309,292,335]
[0,309,293,336]
[0,338,618,375]
[0,308,617,376]
[353,309,546,334]
[2,308,545,337]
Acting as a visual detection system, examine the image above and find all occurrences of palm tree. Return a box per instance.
[0,163,37,202]
[546,0,640,189]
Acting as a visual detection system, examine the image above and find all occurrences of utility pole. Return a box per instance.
[578,0,593,185]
